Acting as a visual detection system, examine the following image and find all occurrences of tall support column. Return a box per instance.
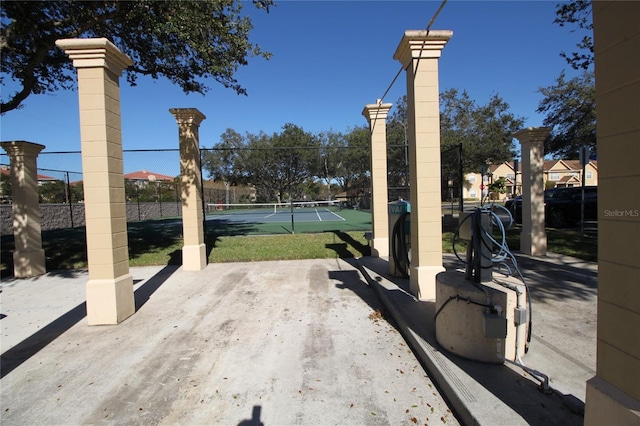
[362,100,393,258]
[585,2,640,424]
[514,127,551,257]
[0,141,46,278]
[56,38,134,325]
[170,108,207,271]
[393,30,452,300]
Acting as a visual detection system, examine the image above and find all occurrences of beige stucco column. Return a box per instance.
[362,100,392,258]
[393,30,452,300]
[0,141,46,278]
[514,127,550,257]
[585,2,640,424]
[170,108,207,271]
[56,38,135,325]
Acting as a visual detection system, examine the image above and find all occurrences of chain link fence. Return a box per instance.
[2,147,382,235]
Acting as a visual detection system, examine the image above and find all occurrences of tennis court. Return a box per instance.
[205,201,372,234]
[206,201,345,223]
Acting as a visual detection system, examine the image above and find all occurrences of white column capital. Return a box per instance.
[56,38,133,76]
[362,101,393,126]
[1,140,45,157]
[170,108,207,126]
[513,127,552,145]
[393,30,453,68]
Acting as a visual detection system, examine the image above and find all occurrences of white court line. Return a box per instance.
[314,208,322,221]
[325,209,346,221]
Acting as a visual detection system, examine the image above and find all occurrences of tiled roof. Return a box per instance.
[557,175,580,183]
[1,167,57,181]
[124,170,174,181]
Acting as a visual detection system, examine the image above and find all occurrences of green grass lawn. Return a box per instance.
[1,215,597,277]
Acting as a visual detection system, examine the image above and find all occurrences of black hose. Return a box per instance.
[391,212,410,278]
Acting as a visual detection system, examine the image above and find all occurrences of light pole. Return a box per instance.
[448,174,454,215]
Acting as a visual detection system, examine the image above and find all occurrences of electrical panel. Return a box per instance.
[483,313,507,338]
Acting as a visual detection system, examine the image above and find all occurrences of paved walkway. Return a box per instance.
[1,251,597,425]
[358,252,596,426]
[1,259,458,425]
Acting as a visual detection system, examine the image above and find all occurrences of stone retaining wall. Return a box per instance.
[0,202,183,235]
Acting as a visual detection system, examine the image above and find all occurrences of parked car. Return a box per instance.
[504,195,521,216]
[505,186,597,228]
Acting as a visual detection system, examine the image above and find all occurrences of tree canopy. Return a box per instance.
[537,70,595,159]
[384,92,523,201]
[554,0,593,71]
[202,124,371,203]
[438,89,523,193]
[0,0,274,113]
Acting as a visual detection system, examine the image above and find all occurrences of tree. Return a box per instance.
[387,98,410,196]
[537,70,595,159]
[488,176,508,200]
[554,0,593,70]
[1,0,274,113]
[202,128,248,203]
[315,130,347,201]
[39,180,66,203]
[204,124,320,202]
[1,172,11,200]
[439,89,524,199]
[339,126,371,199]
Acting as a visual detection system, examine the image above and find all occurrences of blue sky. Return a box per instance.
[1,1,589,177]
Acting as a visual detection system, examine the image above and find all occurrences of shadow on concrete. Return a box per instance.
[442,254,597,304]
[1,301,87,379]
[508,256,597,303]
[1,266,179,380]
[237,405,264,426]
[358,256,584,426]
[134,265,180,311]
[328,264,392,329]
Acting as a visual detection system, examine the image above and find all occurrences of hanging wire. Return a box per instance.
[369,0,449,137]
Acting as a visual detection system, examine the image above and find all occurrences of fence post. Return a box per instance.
[66,171,74,227]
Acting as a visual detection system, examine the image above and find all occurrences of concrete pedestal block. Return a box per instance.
[13,249,46,278]
[410,265,445,300]
[182,243,207,271]
[371,237,389,258]
[435,271,528,364]
[86,274,135,325]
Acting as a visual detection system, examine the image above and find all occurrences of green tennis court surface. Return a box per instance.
[205,202,372,235]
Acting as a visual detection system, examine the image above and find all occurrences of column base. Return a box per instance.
[371,237,389,258]
[182,243,207,271]
[410,264,445,300]
[520,231,547,256]
[13,249,46,278]
[585,376,640,425]
[86,274,135,325]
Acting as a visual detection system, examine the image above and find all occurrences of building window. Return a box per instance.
[586,171,592,179]
[507,173,515,180]
[468,175,476,183]
[550,173,560,180]
[470,189,477,198]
